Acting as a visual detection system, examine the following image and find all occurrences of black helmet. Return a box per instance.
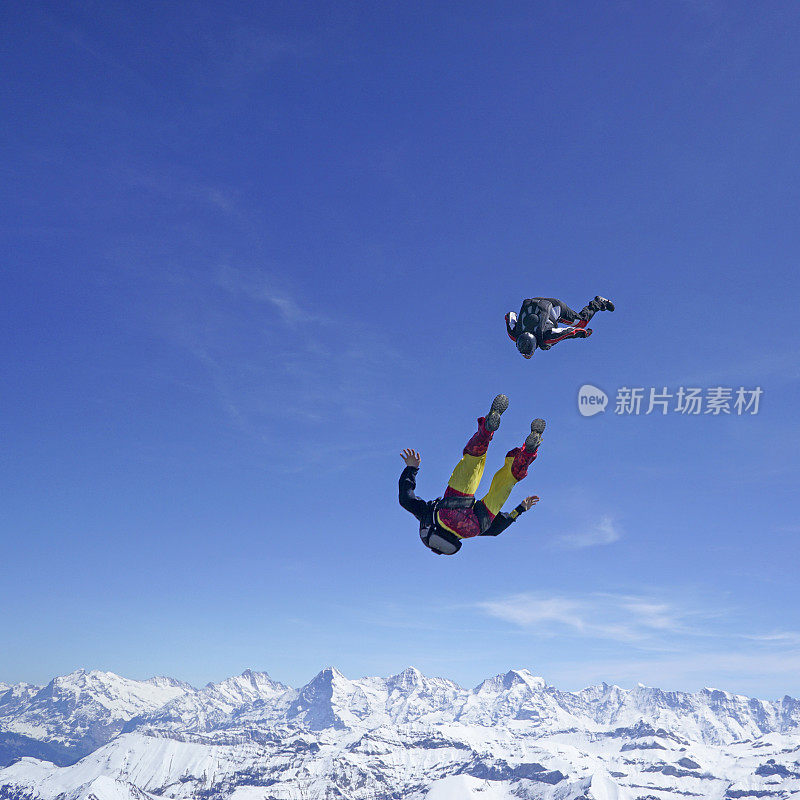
[516,332,537,358]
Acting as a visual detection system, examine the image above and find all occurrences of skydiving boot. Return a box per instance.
[486,393,510,432]
[525,418,546,451]
[508,418,545,480]
[591,295,615,312]
[580,297,604,323]
[464,394,509,456]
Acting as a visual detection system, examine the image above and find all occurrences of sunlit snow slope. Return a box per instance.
[2,667,800,799]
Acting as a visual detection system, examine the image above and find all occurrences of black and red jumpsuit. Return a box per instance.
[507,297,597,349]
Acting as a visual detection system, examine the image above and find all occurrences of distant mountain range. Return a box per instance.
[2,666,800,799]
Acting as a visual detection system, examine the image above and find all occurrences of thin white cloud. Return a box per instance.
[140,258,409,468]
[616,598,681,632]
[215,264,311,327]
[478,596,589,633]
[474,591,724,649]
[743,631,800,646]
[122,169,240,216]
[555,516,621,549]
[206,26,309,83]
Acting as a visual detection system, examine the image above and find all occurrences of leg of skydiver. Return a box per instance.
[545,296,615,325]
[478,419,545,520]
[535,299,587,348]
[537,296,614,348]
[576,295,615,322]
[438,395,509,539]
[537,298,581,324]
[539,324,593,349]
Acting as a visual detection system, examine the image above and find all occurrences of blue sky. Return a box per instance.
[2,1,800,698]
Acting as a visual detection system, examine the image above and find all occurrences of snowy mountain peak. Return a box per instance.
[473,668,545,695]
[393,665,422,679]
[0,681,40,709]
[387,666,427,691]
[62,669,118,683]
[316,666,346,681]
[501,668,546,690]
[145,676,192,691]
[47,670,130,696]
[301,667,335,690]
[576,680,625,705]
[44,670,188,709]
[206,669,284,698]
[0,668,192,767]
[703,686,734,699]
[297,667,352,697]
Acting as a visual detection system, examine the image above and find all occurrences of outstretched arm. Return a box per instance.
[505,312,518,342]
[480,496,539,537]
[399,449,427,520]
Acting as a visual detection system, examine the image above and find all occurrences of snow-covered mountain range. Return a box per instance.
[2,666,800,799]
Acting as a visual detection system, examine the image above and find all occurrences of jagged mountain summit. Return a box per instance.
[2,666,800,799]
[0,669,191,765]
